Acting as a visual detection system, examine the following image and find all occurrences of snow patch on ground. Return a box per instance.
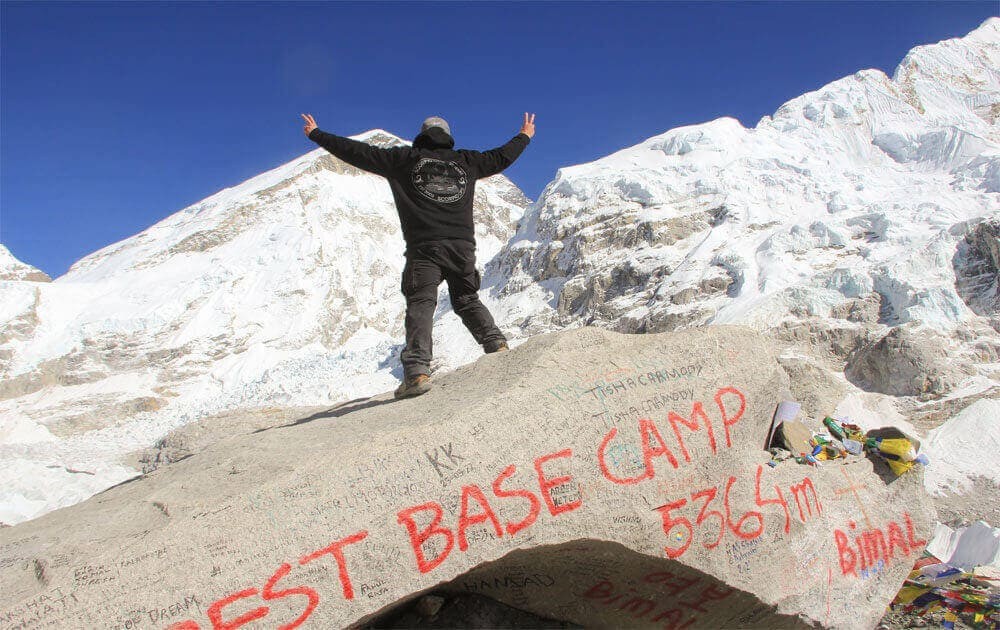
[923,398,1000,496]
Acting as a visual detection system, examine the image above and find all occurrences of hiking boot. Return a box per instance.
[483,339,509,353]
[394,374,431,399]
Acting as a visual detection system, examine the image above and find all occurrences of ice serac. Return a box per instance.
[0,326,932,630]
[0,129,530,525]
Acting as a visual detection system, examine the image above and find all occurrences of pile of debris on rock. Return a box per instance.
[765,401,929,475]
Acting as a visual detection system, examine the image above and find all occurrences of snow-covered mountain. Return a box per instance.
[0,245,50,283]
[490,18,998,337]
[0,131,529,524]
[2,18,999,526]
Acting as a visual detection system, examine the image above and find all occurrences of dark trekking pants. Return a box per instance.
[399,239,506,378]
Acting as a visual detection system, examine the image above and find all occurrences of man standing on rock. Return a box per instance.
[302,112,535,399]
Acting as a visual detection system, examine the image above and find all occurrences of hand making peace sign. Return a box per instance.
[301,113,318,137]
[521,112,536,138]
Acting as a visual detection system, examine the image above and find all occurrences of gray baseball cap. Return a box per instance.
[419,116,451,136]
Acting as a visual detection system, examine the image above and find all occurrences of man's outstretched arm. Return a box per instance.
[301,113,402,177]
[469,112,536,179]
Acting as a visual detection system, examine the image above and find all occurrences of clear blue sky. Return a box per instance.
[2,1,996,278]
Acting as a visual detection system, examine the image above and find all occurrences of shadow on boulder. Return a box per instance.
[365,540,809,629]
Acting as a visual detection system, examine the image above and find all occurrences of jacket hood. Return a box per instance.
[413,126,455,150]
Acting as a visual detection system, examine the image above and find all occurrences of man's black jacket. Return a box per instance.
[308,126,530,250]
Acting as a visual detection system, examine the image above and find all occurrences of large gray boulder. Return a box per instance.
[0,326,932,629]
[845,323,970,398]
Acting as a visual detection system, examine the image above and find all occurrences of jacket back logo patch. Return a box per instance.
[411,158,468,203]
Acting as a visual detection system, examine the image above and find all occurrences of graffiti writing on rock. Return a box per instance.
[164,532,368,630]
[834,513,926,578]
[46,381,889,630]
[1,588,80,630]
[590,389,696,425]
[545,364,704,402]
[424,443,466,479]
[584,570,734,630]
[597,387,746,484]
[396,449,581,574]
[655,465,821,559]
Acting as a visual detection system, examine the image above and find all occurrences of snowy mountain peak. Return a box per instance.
[892,16,999,129]
[64,127,527,281]
[349,128,409,147]
[0,245,50,282]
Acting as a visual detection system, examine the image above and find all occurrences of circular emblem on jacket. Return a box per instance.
[411,158,468,203]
